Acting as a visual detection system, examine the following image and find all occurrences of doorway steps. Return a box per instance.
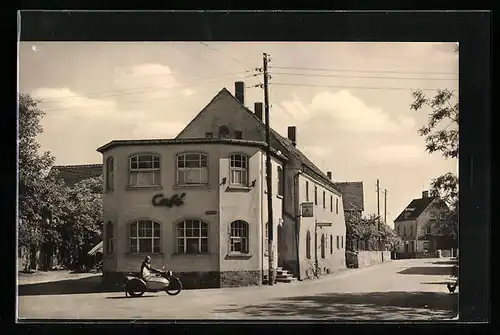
[275,267,297,283]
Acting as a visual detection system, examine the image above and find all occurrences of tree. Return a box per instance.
[410,84,459,241]
[345,212,401,251]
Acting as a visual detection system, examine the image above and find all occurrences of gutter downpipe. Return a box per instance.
[294,166,305,280]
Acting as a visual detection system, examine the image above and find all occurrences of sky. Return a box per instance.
[18,42,459,227]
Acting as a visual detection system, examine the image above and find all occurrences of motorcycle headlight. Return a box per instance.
[168,270,172,276]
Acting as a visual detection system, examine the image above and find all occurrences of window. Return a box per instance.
[410,225,414,236]
[426,225,432,234]
[219,125,230,138]
[403,226,407,236]
[336,198,339,214]
[230,220,249,253]
[229,154,248,185]
[234,130,243,139]
[205,132,213,138]
[176,219,208,254]
[336,235,340,249]
[306,231,311,259]
[277,166,284,196]
[105,221,114,254]
[440,212,447,220]
[105,157,114,191]
[341,236,344,249]
[177,153,208,185]
[264,222,269,254]
[330,235,333,254]
[330,195,333,212]
[322,191,326,208]
[321,234,326,259]
[129,220,161,254]
[430,212,437,220]
[305,181,309,201]
[129,154,161,187]
[314,186,318,205]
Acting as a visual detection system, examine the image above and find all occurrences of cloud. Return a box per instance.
[362,144,423,165]
[132,121,186,139]
[182,88,196,97]
[301,145,333,159]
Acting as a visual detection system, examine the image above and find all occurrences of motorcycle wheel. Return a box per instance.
[126,281,146,297]
[165,277,183,296]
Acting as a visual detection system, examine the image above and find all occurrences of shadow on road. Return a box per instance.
[397,266,453,275]
[215,291,458,320]
[18,276,123,296]
[106,295,159,300]
[421,281,454,285]
[431,260,458,265]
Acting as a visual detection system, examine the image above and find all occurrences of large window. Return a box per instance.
[305,181,309,201]
[176,219,208,254]
[314,186,318,205]
[277,166,284,196]
[336,235,340,249]
[330,195,333,212]
[321,234,326,259]
[177,153,208,185]
[229,154,248,185]
[106,221,114,254]
[129,220,161,253]
[129,154,161,187]
[330,235,333,254]
[341,236,344,249]
[322,191,326,209]
[105,157,114,191]
[306,231,311,259]
[336,198,339,214]
[230,220,249,253]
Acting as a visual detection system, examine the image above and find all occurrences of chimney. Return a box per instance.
[287,126,297,146]
[235,81,245,105]
[254,102,263,121]
[327,171,332,180]
[422,190,429,198]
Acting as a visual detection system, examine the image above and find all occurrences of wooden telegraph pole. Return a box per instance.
[263,53,275,285]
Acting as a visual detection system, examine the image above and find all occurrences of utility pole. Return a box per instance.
[384,189,388,224]
[376,179,381,250]
[263,52,275,286]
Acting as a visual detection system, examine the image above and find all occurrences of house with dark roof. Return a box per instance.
[332,182,364,217]
[394,190,450,253]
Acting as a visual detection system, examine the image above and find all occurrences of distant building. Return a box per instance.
[96,82,348,288]
[394,191,451,253]
[332,182,364,218]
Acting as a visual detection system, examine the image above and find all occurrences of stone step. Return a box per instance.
[276,269,289,276]
[276,273,293,279]
[276,277,297,283]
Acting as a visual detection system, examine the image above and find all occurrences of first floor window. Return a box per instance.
[106,221,114,254]
[130,220,161,253]
[129,154,161,187]
[336,235,340,249]
[306,231,311,259]
[321,234,326,259]
[341,236,344,249]
[277,166,284,196]
[105,157,114,191]
[230,153,248,185]
[176,219,208,254]
[330,235,333,254]
[230,220,249,253]
[177,153,208,185]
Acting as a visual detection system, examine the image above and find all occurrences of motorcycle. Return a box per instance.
[447,263,459,293]
[124,266,183,298]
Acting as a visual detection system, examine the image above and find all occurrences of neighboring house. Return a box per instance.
[97,81,348,288]
[394,191,450,253]
[332,182,364,218]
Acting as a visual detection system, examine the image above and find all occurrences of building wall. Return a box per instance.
[101,142,279,287]
[416,200,449,237]
[297,173,346,279]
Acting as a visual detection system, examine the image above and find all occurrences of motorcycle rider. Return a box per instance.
[140,255,163,282]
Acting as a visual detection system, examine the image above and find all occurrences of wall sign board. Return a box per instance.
[301,202,314,217]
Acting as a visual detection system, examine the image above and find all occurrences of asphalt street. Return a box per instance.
[17,258,458,320]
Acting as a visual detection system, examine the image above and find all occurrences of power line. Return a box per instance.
[270,82,457,92]
[270,72,458,81]
[270,66,458,75]
[199,42,252,71]
[38,72,256,103]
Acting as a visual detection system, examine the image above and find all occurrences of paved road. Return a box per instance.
[17,258,458,320]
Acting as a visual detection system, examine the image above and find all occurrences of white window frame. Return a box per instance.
[105,157,114,191]
[175,219,209,254]
[176,153,209,185]
[129,154,161,187]
[230,220,249,254]
[105,221,114,254]
[229,153,248,186]
[129,220,161,254]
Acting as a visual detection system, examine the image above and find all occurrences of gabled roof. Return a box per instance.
[332,182,364,212]
[394,196,437,222]
[49,164,103,188]
[176,88,342,194]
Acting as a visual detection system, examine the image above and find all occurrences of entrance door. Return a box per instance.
[277,224,284,267]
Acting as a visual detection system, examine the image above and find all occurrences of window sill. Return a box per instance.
[126,185,162,191]
[225,253,253,260]
[226,184,252,192]
[125,252,164,257]
[173,184,211,189]
[171,252,211,257]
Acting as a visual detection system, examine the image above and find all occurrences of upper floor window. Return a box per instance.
[330,235,333,254]
[176,219,208,254]
[219,125,230,138]
[330,195,333,212]
[430,212,437,220]
[322,191,326,209]
[341,236,344,249]
[105,221,114,254]
[440,212,447,220]
[306,231,311,259]
[314,186,318,205]
[336,198,339,214]
[230,154,248,185]
[426,225,432,234]
[177,153,208,185]
[129,220,161,254]
[305,181,309,201]
[403,226,407,236]
[230,220,249,253]
[336,235,340,249]
[105,157,114,191]
[277,166,284,197]
[321,234,326,259]
[129,154,160,187]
